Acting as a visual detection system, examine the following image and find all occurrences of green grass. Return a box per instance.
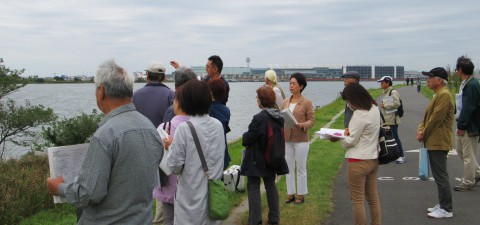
[20,87,386,225]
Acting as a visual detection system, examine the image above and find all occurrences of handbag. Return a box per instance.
[186,121,230,220]
[419,143,429,181]
[378,111,401,164]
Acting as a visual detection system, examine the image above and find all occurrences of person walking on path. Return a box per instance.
[241,86,288,225]
[377,76,405,164]
[341,71,360,134]
[453,56,480,192]
[417,67,454,219]
[417,78,421,93]
[282,73,314,205]
[330,83,381,225]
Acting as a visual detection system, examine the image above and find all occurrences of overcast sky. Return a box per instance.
[1,0,479,77]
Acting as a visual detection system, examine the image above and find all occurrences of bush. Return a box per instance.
[42,110,103,147]
[0,153,53,224]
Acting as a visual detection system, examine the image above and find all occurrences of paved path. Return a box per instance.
[323,86,480,225]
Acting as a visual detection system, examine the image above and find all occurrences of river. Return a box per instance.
[4,81,385,159]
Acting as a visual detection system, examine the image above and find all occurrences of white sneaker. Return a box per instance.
[396,157,405,164]
[427,208,453,218]
[427,204,440,213]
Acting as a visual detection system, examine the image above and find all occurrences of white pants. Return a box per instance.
[285,142,310,195]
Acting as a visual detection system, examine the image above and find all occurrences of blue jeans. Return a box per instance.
[390,124,404,157]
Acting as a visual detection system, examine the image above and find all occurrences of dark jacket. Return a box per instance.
[457,76,480,136]
[240,109,289,177]
[209,101,231,169]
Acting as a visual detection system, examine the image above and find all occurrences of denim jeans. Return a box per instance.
[390,124,404,157]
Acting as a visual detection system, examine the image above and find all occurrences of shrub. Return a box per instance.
[0,153,53,224]
[42,110,103,147]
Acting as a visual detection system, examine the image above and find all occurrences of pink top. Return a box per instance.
[153,115,190,204]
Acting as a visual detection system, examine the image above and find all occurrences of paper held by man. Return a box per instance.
[282,109,298,129]
[382,96,397,114]
[47,143,89,203]
[316,128,347,140]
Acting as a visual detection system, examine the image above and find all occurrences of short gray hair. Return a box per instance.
[434,77,448,86]
[174,66,197,88]
[94,59,134,98]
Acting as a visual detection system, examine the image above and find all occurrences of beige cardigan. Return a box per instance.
[341,105,380,159]
[282,95,315,142]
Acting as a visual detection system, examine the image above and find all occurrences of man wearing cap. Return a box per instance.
[377,76,405,164]
[342,71,360,132]
[417,67,454,218]
[133,62,174,128]
[133,61,174,224]
[453,56,480,192]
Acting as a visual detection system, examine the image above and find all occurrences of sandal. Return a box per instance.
[294,195,304,205]
[284,195,295,204]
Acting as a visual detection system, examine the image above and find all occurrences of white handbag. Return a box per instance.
[223,165,245,192]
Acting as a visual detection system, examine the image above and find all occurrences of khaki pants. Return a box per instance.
[347,159,381,225]
[456,131,480,186]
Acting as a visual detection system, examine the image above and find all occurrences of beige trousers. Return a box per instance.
[456,131,480,186]
[153,199,164,225]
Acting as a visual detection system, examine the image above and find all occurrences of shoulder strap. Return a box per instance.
[379,108,386,124]
[389,89,393,96]
[186,121,210,178]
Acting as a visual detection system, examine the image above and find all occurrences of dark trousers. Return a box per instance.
[162,202,174,225]
[428,150,453,212]
[247,176,279,225]
[390,125,404,157]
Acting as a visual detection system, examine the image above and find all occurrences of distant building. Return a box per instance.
[346,65,404,79]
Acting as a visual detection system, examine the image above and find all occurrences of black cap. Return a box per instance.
[422,67,448,81]
[342,71,359,79]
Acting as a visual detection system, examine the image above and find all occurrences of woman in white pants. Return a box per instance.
[281,73,314,204]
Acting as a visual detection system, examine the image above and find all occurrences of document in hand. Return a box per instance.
[282,109,298,129]
[315,128,347,139]
[47,143,89,203]
[157,127,172,175]
[382,96,397,114]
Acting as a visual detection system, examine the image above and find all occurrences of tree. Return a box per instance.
[0,59,56,159]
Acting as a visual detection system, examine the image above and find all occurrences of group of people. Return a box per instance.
[329,55,480,225]
[45,54,480,225]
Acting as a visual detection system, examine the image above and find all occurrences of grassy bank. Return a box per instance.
[18,86,386,225]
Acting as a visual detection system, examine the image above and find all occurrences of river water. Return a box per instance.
[4,81,384,159]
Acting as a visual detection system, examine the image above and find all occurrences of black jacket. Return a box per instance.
[240,109,289,177]
[457,76,480,136]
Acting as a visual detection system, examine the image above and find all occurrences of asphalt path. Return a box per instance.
[323,85,480,225]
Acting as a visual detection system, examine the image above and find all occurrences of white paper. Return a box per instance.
[159,149,171,176]
[382,96,397,114]
[47,143,89,203]
[315,128,347,139]
[157,127,169,140]
[282,109,298,129]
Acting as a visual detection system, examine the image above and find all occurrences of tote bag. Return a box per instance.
[419,143,429,181]
[378,112,401,164]
[187,121,230,220]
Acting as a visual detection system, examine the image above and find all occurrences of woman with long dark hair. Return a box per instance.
[332,83,381,225]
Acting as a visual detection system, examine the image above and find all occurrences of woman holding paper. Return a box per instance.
[154,86,190,225]
[281,73,314,205]
[334,83,381,225]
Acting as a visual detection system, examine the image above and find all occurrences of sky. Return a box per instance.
[1,0,480,77]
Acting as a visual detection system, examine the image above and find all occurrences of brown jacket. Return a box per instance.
[282,95,315,142]
[418,86,454,151]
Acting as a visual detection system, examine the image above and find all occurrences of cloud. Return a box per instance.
[1,0,479,76]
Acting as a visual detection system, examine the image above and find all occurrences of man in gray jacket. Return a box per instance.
[453,55,480,192]
[47,60,163,224]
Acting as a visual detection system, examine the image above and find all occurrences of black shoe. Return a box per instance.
[284,196,295,204]
[475,177,480,185]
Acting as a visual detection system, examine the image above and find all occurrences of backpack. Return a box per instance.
[265,120,285,169]
[389,89,404,117]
